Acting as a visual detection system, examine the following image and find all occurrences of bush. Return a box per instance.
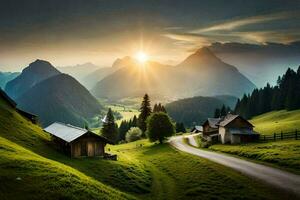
[125,127,142,142]
[146,112,175,144]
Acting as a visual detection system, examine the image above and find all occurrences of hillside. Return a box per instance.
[165,95,237,127]
[5,60,61,99]
[91,47,255,101]
[0,93,291,200]
[0,71,20,89]
[0,93,133,200]
[16,74,103,127]
[250,109,300,135]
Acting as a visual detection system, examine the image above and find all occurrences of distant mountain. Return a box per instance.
[58,62,100,85]
[165,95,237,127]
[5,59,60,99]
[82,56,132,89]
[91,47,255,100]
[16,73,103,127]
[0,72,20,89]
[209,42,300,87]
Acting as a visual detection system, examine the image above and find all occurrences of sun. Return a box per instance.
[135,51,149,63]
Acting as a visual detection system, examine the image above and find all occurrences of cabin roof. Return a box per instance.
[0,88,17,108]
[44,122,111,143]
[217,114,253,127]
[194,126,203,132]
[207,118,221,128]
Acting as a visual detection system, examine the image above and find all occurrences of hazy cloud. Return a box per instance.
[192,11,300,33]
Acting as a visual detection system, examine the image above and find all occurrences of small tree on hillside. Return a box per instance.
[146,112,175,144]
[138,94,152,135]
[101,108,118,143]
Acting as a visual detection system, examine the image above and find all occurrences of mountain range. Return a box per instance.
[5,60,61,99]
[5,60,103,127]
[91,47,256,100]
[209,42,300,87]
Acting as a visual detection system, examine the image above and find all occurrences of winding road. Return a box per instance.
[169,134,300,197]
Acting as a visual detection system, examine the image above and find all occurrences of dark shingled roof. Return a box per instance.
[207,118,221,128]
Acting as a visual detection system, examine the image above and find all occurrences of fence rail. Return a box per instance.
[260,130,298,141]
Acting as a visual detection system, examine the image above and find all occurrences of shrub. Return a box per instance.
[125,127,142,142]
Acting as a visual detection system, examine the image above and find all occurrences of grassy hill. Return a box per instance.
[0,96,133,200]
[250,109,300,134]
[208,110,300,174]
[0,96,293,199]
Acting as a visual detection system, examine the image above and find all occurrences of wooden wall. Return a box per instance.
[71,134,106,157]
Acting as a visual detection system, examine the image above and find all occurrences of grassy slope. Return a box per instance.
[209,110,300,174]
[0,98,294,199]
[109,140,290,200]
[209,140,300,174]
[0,97,134,200]
[250,109,300,135]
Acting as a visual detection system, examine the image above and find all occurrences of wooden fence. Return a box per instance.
[259,130,298,141]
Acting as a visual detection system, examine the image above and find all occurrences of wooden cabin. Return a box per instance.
[44,122,112,157]
[202,118,221,136]
[217,114,259,144]
[0,88,38,124]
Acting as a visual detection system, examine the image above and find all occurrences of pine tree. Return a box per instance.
[220,104,227,116]
[101,108,118,143]
[132,115,138,127]
[214,108,220,118]
[138,94,152,134]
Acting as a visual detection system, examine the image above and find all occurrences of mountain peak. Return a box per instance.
[192,47,220,61]
[178,47,221,68]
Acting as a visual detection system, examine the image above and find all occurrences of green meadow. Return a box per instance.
[207,110,300,174]
[0,97,291,200]
[250,109,300,135]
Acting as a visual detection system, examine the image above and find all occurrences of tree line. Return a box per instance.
[101,94,184,144]
[235,66,300,119]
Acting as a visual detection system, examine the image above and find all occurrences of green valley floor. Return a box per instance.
[0,97,297,199]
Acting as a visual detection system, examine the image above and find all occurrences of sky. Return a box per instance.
[0,0,300,71]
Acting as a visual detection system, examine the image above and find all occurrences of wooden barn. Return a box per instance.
[217,114,259,144]
[44,122,112,158]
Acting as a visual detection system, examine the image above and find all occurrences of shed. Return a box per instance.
[191,126,203,133]
[44,122,112,157]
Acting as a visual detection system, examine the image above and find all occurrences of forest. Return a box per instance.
[235,66,300,119]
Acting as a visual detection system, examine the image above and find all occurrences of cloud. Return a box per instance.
[231,29,300,44]
[192,11,300,33]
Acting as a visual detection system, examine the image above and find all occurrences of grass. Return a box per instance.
[209,140,300,174]
[250,109,300,135]
[0,97,294,199]
[203,110,300,175]
[109,140,292,200]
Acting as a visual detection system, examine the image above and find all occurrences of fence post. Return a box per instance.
[274,133,276,141]
[281,131,283,140]
[296,130,298,140]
